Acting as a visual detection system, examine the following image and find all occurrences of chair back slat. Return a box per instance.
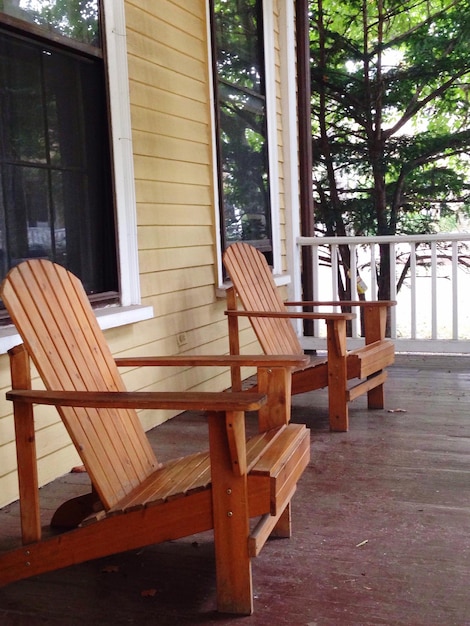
[223,243,303,355]
[1,260,158,509]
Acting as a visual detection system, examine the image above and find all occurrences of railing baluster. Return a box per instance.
[370,244,377,299]
[410,242,417,340]
[312,244,320,338]
[431,241,437,339]
[389,243,397,339]
[452,240,458,340]
[297,233,470,353]
[331,244,339,304]
[349,244,359,337]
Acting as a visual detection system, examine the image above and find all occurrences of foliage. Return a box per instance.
[310,0,470,297]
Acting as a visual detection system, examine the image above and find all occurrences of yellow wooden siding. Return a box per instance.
[138,203,214,226]
[0,0,292,509]
[0,0,225,509]
[118,0,234,418]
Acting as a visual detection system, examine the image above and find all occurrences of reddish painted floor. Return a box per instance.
[0,354,469,625]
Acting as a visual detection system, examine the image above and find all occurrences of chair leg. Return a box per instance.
[364,304,388,411]
[367,382,385,409]
[326,319,349,432]
[328,387,348,432]
[270,503,292,538]
[208,412,253,615]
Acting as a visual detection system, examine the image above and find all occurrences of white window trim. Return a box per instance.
[103,0,142,307]
[206,1,224,284]
[262,0,281,275]
[278,0,302,303]
[0,0,153,355]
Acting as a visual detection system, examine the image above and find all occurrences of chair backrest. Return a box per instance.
[1,259,158,510]
[223,242,303,356]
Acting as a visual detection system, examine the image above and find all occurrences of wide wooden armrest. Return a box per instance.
[224,309,355,321]
[285,300,397,308]
[6,389,267,412]
[115,354,309,369]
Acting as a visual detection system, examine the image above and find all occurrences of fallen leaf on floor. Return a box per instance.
[71,465,87,473]
[141,589,158,597]
[387,408,407,413]
[356,539,368,548]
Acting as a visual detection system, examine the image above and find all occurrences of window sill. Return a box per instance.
[216,273,291,299]
[0,304,154,355]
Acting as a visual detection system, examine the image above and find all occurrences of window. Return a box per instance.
[0,0,117,315]
[211,0,272,263]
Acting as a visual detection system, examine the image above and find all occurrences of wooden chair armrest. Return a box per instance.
[283,302,395,344]
[285,300,397,308]
[6,389,267,413]
[224,309,355,321]
[115,354,309,369]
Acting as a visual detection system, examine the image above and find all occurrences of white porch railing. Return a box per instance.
[297,233,470,354]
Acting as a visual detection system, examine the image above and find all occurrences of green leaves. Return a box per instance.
[311,0,470,239]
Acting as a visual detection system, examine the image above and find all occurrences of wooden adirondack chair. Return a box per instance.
[223,242,396,432]
[0,259,311,615]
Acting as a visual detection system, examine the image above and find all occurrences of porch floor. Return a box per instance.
[1,354,470,625]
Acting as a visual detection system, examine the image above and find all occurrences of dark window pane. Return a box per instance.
[3,165,51,263]
[0,25,117,302]
[43,51,84,168]
[0,38,47,163]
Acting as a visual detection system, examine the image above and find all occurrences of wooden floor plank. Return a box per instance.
[0,354,470,624]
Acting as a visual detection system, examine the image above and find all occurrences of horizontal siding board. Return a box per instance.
[138,204,213,227]
[135,180,212,205]
[148,287,217,317]
[139,246,214,274]
[134,131,211,163]
[140,266,215,297]
[37,445,82,488]
[0,441,18,478]
[138,225,214,250]
[127,22,205,65]
[126,18,205,70]
[0,415,14,444]
[0,394,15,422]
[130,81,208,123]
[131,108,208,143]
[0,471,27,509]
[129,54,207,102]
[133,305,224,342]
[133,156,211,186]
[126,1,205,45]
[0,420,72,478]
[35,422,77,462]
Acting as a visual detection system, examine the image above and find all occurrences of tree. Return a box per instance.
[310,0,470,301]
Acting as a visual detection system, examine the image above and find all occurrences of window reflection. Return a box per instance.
[0,0,99,47]
[213,0,272,253]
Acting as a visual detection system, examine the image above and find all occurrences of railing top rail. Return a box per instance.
[298,233,470,246]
